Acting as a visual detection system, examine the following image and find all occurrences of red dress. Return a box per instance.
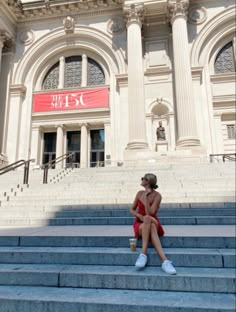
[133,199,165,239]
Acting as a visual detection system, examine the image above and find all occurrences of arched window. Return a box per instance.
[65,56,82,88]
[42,62,59,90]
[42,56,105,90]
[214,42,235,73]
[88,57,105,86]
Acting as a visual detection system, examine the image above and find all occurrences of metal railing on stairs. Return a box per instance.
[42,152,74,184]
[0,159,35,184]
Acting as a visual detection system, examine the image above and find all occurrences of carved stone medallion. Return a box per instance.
[107,17,125,34]
[19,30,34,46]
[188,7,207,24]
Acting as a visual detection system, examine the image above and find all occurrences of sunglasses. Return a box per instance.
[141,177,148,181]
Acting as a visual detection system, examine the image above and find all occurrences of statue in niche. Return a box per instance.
[156,121,166,141]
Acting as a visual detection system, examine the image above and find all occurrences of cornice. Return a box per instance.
[6,0,124,23]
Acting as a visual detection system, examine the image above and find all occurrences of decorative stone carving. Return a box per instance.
[167,0,189,22]
[19,30,34,46]
[107,17,125,34]
[188,6,207,24]
[124,4,144,25]
[63,16,75,34]
[3,38,15,53]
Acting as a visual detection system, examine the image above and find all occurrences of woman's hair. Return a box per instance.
[144,173,158,189]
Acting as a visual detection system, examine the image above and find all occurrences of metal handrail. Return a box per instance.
[0,159,35,184]
[209,153,236,162]
[43,152,74,184]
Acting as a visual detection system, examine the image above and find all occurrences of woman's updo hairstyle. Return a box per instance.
[144,173,158,189]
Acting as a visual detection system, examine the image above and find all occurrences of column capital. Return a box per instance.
[167,0,189,23]
[124,4,144,27]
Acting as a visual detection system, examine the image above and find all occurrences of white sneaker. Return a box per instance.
[135,253,147,268]
[162,260,176,275]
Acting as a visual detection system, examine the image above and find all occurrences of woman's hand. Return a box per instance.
[136,213,144,222]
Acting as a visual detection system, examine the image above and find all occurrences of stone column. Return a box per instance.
[80,123,88,168]
[0,37,3,73]
[56,125,64,168]
[213,113,224,154]
[58,56,65,89]
[81,54,88,87]
[30,126,41,166]
[124,4,148,150]
[168,0,200,147]
[6,85,26,163]
[168,112,176,151]
[104,121,111,166]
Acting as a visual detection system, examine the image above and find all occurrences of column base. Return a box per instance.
[176,136,201,148]
[126,140,149,150]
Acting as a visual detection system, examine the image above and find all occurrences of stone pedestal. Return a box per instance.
[156,141,168,152]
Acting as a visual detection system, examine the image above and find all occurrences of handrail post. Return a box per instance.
[23,161,30,184]
[43,166,48,184]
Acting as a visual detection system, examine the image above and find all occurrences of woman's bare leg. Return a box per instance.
[138,216,152,255]
[150,223,167,262]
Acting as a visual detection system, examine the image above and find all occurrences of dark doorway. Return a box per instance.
[43,132,56,168]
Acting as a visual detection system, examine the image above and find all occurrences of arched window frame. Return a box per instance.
[209,36,236,75]
[36,50,109,91]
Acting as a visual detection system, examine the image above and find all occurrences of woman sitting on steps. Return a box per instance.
[130,173,176,275]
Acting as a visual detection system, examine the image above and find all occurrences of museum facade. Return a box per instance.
[0,0,235,167]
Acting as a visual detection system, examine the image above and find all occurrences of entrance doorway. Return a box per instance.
[43,133,56,167]
[67,131,81,167]
[90,129,104,167]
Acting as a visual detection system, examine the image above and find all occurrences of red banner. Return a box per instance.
[33,87,109,112]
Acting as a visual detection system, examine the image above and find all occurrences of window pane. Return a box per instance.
[215,42,235,73]
[90,129,104,150]
[43,62,59,90]
[44,133,56,153]
[227,125,236,139]
[88,58,105,86]
[65,56,82,88]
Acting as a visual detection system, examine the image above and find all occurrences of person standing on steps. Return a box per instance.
[130,173,176,275]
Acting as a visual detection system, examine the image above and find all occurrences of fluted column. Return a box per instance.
[56,125,64,168]
[81,54,88,87]
[80,123,88,168]
[0,31,5,73]
[168,0,200,147]
[124,4,148,150]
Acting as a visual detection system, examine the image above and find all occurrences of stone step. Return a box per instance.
[0,216,234,226]
[3,195,236,205]
[0,246,234,268]
[0,203,235,210]
[0,207,235,216]
[0,286,235,312]
[0,264,235,293]
[0,230,235,248]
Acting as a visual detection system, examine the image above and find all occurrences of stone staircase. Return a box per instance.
[0,162,235,311]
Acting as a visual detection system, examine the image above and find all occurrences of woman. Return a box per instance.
[130,173,176,275]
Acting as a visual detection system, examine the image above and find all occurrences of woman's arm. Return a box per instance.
[130,191,144,221]
[142,192,162,216]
